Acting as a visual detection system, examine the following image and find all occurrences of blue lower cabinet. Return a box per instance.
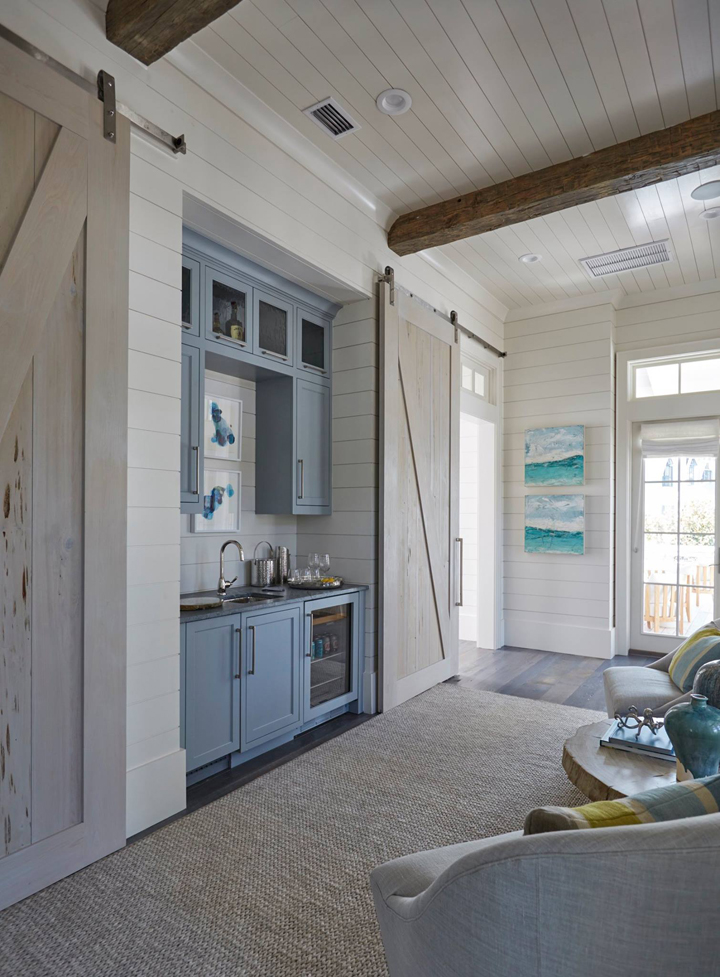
[241,606,302,750]
[184,615,241,772]
[303,592,362,725]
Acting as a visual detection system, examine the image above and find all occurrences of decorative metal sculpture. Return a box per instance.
[614,705,663,739]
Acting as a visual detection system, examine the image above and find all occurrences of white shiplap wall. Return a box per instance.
[126,149,186,836]
[298,298,379,711]
[3,0,504,836]
[503,303,616,659]
[180,371,298,592]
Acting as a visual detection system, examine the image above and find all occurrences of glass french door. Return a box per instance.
[632,450,719,651]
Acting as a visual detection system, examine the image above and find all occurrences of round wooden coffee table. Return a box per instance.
[563,720,676,802]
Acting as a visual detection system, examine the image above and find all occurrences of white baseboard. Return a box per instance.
[126,748,186,837]
[505,620,615,659]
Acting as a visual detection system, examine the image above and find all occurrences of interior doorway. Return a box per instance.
[459,351,500,650]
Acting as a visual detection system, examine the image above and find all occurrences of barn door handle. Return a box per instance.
[455,537,464,607]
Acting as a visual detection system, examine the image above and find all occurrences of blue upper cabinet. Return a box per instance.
[254,287,294,367]
[181,254,201,338]
[296,378,331,509]
[297,307,331,383]
[205,263,254,354]
[180,344,204,512]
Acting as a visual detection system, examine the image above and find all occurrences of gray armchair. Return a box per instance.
[603,649,691,718]
[371,814,720,977]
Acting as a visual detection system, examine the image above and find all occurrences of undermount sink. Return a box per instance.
[220,592,276,604]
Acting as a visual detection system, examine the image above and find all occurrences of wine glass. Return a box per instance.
[308,552,320,580]
[319,554,331,578]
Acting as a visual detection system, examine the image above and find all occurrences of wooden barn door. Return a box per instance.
[0,37,129,909]
[380,282,460,711]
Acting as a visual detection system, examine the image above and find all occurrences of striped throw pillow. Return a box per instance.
[524,775,720,834]
[668,625,720,693]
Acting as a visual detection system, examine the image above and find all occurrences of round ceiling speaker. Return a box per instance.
[691,180,720,201]
[376,89,412,116]
[519,252,542,263]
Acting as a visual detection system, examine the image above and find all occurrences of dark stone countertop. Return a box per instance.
[179,583,369,624]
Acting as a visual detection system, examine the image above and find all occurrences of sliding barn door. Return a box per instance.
[380,282,460,710]
[0,37,129,909]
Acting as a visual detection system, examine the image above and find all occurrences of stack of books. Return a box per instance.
[600,719,675,763]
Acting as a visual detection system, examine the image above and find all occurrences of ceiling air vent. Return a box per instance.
[303,97,360,140]
[579,240,673,277]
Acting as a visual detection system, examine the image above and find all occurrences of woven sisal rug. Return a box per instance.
[1,685,600,977]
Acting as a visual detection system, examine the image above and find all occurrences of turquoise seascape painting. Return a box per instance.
[525,495,584,555]
[525,425,584,486]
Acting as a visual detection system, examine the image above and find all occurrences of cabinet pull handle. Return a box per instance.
[234,627,241,679]
[302,363,327,375]
[181,321,193,331]
[248,625,256,675]
[306,613,313,657]
[192,445,200,495]
[261,349,288,361]
[455,537,464,607]
[298,459,304,499]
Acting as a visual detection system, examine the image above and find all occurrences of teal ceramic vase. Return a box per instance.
[665,694,720,781]
[693,659,720,710]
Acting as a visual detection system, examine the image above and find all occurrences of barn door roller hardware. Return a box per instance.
[377,266,505,358]
[0,24,186,155]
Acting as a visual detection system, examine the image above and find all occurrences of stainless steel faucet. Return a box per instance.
[218,539,245,595]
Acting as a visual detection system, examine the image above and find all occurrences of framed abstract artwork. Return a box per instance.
[525,494,585,555]
[192,470,241,534]
[525,425,584,486]
[204,395,241,461]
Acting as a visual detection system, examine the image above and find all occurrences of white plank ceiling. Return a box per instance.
[193,0,720,310]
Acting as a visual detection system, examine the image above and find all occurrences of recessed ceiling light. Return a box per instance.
[519,252,542,264]
[376,89,412,116]
[691,180,720,201]
[701,207,720,220]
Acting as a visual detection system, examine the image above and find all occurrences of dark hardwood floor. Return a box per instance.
[457,641,653,712]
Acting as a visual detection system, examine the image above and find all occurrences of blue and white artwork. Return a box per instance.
[204,395,241,461]
[525,425,584,486]
[192,470,241,534]
[525,494,584,555]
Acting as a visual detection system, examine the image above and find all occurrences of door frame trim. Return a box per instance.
[617,339,720,655]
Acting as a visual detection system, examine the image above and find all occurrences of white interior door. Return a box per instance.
[380,283,460,710]
[0,38,129,909]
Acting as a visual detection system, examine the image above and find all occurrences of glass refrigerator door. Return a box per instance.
[308,603,352,708]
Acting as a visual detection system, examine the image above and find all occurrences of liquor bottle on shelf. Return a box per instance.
[212,311,222,334]
[226,300,244,342]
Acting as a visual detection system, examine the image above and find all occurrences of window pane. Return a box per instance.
[681,358,720,394]
[462,365,472,390]
[679,533,716,574]
[644,481,678,533]
[644,456,679,482]
[301,319,325,370]
[212,279,246,342]
[679,480,715,535]
[258,300,288,357]
[473,371,486,397]
[680,586,715,635]
[635,363,679,398]
[643,582,680,636]
[644,533,678,585]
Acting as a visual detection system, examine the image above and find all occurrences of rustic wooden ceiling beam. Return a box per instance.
[388,110,720,255]
[106,0,244,65]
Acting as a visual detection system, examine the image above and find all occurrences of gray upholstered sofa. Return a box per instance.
[371,814,720,977]
[603,649,690,717]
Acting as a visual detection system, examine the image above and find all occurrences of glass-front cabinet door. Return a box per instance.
[303,593,360,723]
[181,255,201,337]
[297,308,330,378]
[205,264,253,351]
[254,288,293,365]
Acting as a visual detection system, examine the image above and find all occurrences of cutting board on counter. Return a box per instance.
[180,596,222,612]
